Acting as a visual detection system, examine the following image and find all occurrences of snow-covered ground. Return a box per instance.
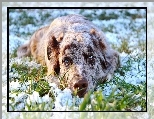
[2,2,154,119]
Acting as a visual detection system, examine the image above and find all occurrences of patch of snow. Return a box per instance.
[26,91,42,105]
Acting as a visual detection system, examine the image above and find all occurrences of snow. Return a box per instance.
[2,2,154,119]
[54,88,73,107]
[10,81,22,90]
[27,91,42,104]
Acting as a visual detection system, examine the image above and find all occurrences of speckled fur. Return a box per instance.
[17,14,119,95]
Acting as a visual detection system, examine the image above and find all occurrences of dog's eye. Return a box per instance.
[83,52,95,66]
[88,55,94,60]
[62,57,72,67]
[87,55,95,65]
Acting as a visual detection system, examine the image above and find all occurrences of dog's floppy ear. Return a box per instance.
[99,45,120,83]
[100,48,120,81]
[105,49,120,70]
[47,36,59,60]
[45,35,63,76]
[90,28,120,79]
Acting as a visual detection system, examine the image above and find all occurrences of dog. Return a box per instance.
[17,14,119,97]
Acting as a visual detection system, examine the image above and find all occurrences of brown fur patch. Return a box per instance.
[99,41,106,50]
[62,44,71,55]
[57,32,64,42]
[90,28,96,35]
[62,43,77,55]
[48,36,59,48]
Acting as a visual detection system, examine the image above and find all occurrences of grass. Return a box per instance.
[9,57,56,111]
[8,9,146,111]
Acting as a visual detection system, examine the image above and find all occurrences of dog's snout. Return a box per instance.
[74,79,88,89]
[74,78,88,97]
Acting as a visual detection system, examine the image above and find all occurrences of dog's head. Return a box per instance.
[45,16,119,97]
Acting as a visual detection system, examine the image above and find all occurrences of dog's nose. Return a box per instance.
[73,78,88,98]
